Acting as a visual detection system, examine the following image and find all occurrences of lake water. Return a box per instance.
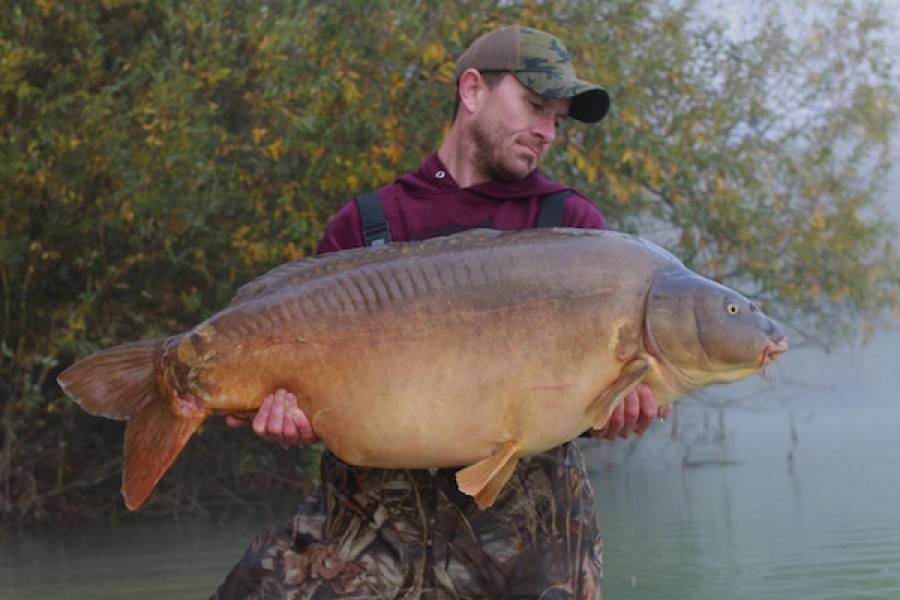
[593,331,900,599]
[2,334,899,599]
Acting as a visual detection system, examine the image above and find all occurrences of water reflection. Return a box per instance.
[0,507,292,600]
[590,332,900,599]
[591,445,900,599]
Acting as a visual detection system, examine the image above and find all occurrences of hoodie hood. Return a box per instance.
[395,153,572,201]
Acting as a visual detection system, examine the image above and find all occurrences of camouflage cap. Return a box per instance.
[455,26,610,123]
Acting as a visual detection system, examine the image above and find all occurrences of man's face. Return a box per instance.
[469,74,570,182]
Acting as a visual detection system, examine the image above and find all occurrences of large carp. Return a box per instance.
[58,228,787,510]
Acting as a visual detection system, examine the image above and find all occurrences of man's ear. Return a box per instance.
[457,68,485,116]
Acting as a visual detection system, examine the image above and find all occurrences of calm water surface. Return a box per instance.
[594,334,900,599]
[0,507,277,599]
[590,422,900,599]
[3,337,899,599]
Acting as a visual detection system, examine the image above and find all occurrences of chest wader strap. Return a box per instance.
[355,190,571,247]
[355,192,392,247]
[536,190,569,228]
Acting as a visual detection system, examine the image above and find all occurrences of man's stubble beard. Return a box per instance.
[469,116,534,183]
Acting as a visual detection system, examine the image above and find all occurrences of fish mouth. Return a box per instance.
[759,337,789,368]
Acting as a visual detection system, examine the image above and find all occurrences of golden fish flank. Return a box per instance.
[57,228,788,510]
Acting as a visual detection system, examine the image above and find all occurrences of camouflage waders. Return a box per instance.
[212,441,603,599]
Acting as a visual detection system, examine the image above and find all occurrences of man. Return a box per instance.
[215,25,670,599]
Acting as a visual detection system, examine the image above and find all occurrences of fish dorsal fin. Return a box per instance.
[585,358,651,428]
[122,398,206,510]
[229,229,510,307]
[456,439,522,509]
[229,246,392,306]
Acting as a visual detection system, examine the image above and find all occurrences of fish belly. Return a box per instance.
[201,297,627,469]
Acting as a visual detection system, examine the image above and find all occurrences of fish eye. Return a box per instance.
[726,302,740,316]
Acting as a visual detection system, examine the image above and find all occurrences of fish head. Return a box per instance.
[644,266,788,401]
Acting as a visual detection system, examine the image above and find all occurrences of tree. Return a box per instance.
[543,0,900,346]
[1,0,897,523]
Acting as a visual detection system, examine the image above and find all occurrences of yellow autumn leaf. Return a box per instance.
[810,211,826,230]
[252,127,267,145]
[341,78,362,103]
[620,105,637,126]
[267,139,286,161]
[714,176,725,194]
[422,42,446,65]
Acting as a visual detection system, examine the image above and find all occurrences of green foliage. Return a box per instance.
[1,0,897,523]
[541,0,899,346]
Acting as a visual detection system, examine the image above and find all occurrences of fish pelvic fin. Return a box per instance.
[456,440,522,509]
[123,399,205,510]
[57,339,165,420]
[586,358,650,428]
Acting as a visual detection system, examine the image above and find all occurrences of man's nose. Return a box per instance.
[533,115,556,143]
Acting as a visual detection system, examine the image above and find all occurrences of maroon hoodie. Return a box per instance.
[318,152,606,253]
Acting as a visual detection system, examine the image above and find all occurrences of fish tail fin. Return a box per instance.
[123,400,205,510]
[58,337,205,510]
[456,440,522,509]
[57,339,166,419]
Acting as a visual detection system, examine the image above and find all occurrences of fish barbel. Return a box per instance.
[57,228,788,510]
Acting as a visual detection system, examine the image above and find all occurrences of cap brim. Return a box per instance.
[569,87,610,123]
[513,71,610,123]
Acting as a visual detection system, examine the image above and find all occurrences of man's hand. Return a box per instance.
[591,383,672,440]
[225,389,319,449]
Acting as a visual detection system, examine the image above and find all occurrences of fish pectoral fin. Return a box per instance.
[123,398,206,510]
[456,440,522,510]
[585,358,651,428]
